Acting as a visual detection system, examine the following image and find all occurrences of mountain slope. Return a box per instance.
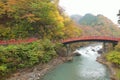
[71,15,82,24]
[71,14,120,37]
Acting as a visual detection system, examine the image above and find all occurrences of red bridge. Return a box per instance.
[61,36,120,55]
[61,36,120,44]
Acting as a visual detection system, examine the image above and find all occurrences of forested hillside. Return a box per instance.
[71,13,120,37]
[0,0,81,40]
[0,0,82,79]
[72,14,120,79]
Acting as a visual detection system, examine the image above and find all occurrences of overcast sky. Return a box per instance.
[59,0,120,24]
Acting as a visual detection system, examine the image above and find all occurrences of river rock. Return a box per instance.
[73,52,81,56]
[97,49,103,54]
[92,49,95,52]
[110,76,116,80]
[66,57,73,62]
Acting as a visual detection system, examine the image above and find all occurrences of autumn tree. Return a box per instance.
[62,15,82,39]
[0,0,82,40]
[0,0,64,39]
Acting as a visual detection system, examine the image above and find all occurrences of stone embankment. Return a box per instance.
[7,57,70,80]
[97,56,117,80]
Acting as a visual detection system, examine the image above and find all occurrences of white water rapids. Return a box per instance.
[41,43,110,80]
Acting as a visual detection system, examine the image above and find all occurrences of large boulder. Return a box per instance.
[92,49,95,52]
[73,51,81,56]
[56,47,67,57]
[66,57,73,62]
[97,49,103,54]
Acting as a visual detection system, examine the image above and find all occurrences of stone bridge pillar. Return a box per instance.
[112,42,118,49]
[103,42,118,52]
[103,42,108,52]
[66,44,71,56]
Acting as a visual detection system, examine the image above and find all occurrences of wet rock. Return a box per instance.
[96,57,105,64]
[66,57,73,62]
[92,49,95,52]
[97,49,103,54]
[73,52,81,56]
[110,76,116,80]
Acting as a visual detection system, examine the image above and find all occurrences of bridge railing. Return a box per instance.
[0,38,38,45]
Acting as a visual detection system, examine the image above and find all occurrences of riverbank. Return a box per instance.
[41,44,111,80]
[7,56,69,80]
[97,55,117,80]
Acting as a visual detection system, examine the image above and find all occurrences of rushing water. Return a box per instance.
[41,44,110,80]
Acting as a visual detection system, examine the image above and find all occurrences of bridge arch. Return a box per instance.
[61,36,120,44]
[61,36,120,55]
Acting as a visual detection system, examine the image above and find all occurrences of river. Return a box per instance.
[41,44,110,80]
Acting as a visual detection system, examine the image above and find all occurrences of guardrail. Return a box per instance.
[0,38,38,45]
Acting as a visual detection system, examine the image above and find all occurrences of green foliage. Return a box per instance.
[0,39,57,77]
[78,14,114,27]
[115,42,120,52]
[106,42,120,66]
[106,51,120,65]
[0,0,82,40]
[105,43,120,80]
[0,0,64,39]
[116,69,120,80]
[0,0,82,79]
[0,25,14,40]
[79,13,99,26]
[62,16,82,39]
[72,14,120,37]
[0,64,7,76]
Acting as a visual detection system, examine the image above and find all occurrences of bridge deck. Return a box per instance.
[61,36,120,44]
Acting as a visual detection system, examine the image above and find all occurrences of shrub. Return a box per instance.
[106,51,120,65]
[116,69,120,80]
[0,39,57,77]
[115,42,120,52]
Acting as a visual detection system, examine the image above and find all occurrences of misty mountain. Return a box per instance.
[71,14,120,37]
[71,15,82,23]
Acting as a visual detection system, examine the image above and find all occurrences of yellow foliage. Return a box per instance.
[7,0,17,5]
[115,42,120,51]
[22,13,41,23]
[0,1,5,15]
[62,16,82,39]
